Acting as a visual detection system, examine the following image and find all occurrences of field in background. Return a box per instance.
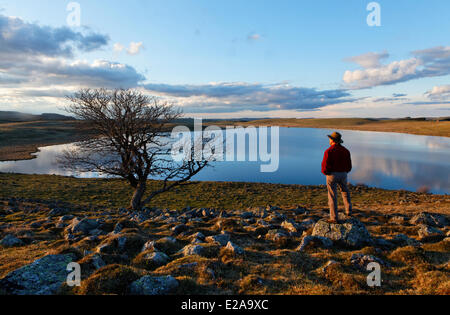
[209,118,450,138]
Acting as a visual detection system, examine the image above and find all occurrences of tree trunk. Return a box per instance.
[130,182,146,210]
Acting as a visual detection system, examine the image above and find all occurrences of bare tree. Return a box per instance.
[59,88,209,210]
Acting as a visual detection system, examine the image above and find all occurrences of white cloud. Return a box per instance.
[426,85,450,100]
[113,43,124,53]
[127,42,143,55]
[343,46,450,89]
[344,51,389,69]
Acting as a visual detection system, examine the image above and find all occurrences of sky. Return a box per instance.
[0,0,449,118]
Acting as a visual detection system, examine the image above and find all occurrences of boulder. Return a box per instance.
[66,218,100,235]
[389,234,421,247]
[141,240,158,252]
[172,224,189,235]
[265,229,289,242]
[0,254,75,295]
[224,241,244,255]
[178,245,206,257]
[410,212,448,228]
[350,253,389,271]
[240,212,254,219]
[205,234,230,246]
[281,220,301,233]
[142,252,170,267]
[297,235,333,252]
[389,216,407,225]
[418,224,444,241]
[312,218,372,248]
[129,275,179,295]
[0,234,24,247]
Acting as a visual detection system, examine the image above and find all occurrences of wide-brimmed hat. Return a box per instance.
[328,132,344,144]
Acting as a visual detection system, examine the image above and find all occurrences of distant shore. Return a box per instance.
[207,118,450,138]
[0,118,449,162]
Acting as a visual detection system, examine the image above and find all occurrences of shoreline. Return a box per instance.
[1,119,449,162]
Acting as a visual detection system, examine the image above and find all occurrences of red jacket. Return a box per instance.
[322,144,352,175]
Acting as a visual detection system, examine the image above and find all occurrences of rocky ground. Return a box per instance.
[0,197,449,295]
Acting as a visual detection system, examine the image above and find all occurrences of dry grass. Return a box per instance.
[0,174,449,295]
[209,118,450,138]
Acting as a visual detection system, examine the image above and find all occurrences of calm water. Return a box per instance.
[1,128,449,194]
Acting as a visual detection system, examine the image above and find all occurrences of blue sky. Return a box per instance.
[0,0,449,118]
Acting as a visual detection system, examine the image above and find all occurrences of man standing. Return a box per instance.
[321,132,353,223]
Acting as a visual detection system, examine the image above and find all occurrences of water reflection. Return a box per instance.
[0,128,449,194]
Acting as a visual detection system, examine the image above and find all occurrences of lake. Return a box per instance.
[1,128,449,194]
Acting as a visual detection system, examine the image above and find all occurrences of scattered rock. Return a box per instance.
[240,212,253,219]
[418,224,444,241]
[389,216,407,225]
[312,218,372,248]
[350,253,389,271]
[265,229,289,242]
[113,219,139,234]
[389,234,421,247]
[141,240,158,252]
[281,220,301,233]
[66,218,100,235]
[224,241,244,255]
[410,212,448,228]
[297,235,333,252]
[205,233,230,246]
[191,232,205,241]
[59,215,75,223]
[129,275,179,295]
[178,245,206,257]
[0,254,75,295]
[172,224,189,235]
[0,234,24,247]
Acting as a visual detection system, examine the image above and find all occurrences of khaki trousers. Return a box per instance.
[326,172,352,220]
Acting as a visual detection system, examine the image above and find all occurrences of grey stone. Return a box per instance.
[59,215,75,222]
[172,224,189,235]
[66,218,100,235]
[178,245,206,257]
[350,253,389,270]
[129,275,179,295]
[410,212,448,228]
[225,241,244,255]
[205,234,231,246]
[418,224,444,241]
[142,252,170,267]
[281,220,301,233]
[191,232,205,241]
[312,218,372,248]
[265,229,289,242]
[390,234,421,247]
[0,234,24,247]
[142,240,158,252]
[297,235,333,252]
[240,212,254,219]
[389,216,407,225]
[0,254,75,295]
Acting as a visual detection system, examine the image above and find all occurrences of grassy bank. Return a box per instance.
[0,174,449,295]
[0,120,95,161]
[0,173,449,213]
[209,118,450,138]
